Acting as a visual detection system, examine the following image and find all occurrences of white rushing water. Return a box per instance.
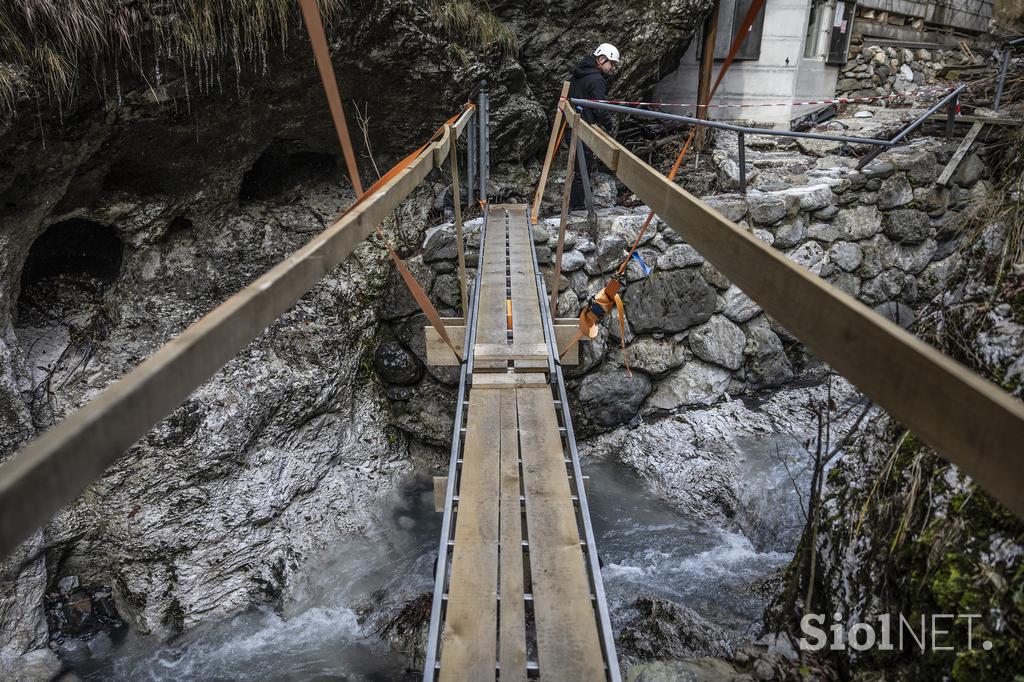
[73,430,814,680]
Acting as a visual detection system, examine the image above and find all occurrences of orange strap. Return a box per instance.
[613,292,630,376]
[298,0,363,195]
[376,226,463,363]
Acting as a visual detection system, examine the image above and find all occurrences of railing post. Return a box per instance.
[737,131,747,195]
[477,81,489,204]
[994,49,1010,112]
[467,108,476,207]
[945,93,957,140]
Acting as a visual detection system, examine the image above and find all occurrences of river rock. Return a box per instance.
[747,193,788,224]
[877,174,912,209]
[575,368,652,430]
[423,229,457,262]
[861,160,894,180]
[772,216,806,249]
[617,597,734,667]
[834,204,881,240]
[646,359,731,410]
[775,183,833,211]
[806,221,841,243]
[895,238,937,275]
[560,249,586,272]
[609,337,688,376]
[373,341,423,386]
[785,241,825,275]
[657,244,703,270]
[625,269,716,333]
[884,208,930,244]
[828,241,862,272]
[744,324,793,389]
[860,268,907,305]
[688,315,745,370]
[953,152,985,187]
[597,236,628,273]
[889,147,938,184]
[722,285,761,323]
[700,261,730,290]
[917,253,959,301]
[857,233,897,278]
[703,194,748,222]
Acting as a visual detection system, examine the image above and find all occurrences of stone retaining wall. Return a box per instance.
[376,140,990,442]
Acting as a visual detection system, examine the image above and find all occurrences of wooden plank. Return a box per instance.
[473,344,548,361]
[0,127,451,558]
[440,390,501,681]
[570,114,1024,520]
[516,386,604,680]
[930,113,1020,126]
[476,208,511,370]
[498,389,527,681]
[425,326,580,367]
[434,476,447,513]
[472,373,549,389]
[531,81,571,225]
[937,121,984,186]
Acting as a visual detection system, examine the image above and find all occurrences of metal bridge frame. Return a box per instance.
[423,204,621,680]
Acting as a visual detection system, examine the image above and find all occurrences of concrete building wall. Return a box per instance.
[654,0,841,126]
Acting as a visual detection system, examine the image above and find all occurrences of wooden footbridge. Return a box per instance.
[421,203,618,680]
[3,4,1024,680]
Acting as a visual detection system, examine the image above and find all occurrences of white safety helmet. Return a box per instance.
[594,43,620,63]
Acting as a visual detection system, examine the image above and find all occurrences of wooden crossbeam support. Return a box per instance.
[937,121,984,187]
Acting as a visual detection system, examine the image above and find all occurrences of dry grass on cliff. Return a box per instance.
[0,0,517,113]
[0,0,347,111]
[428,0,518,59]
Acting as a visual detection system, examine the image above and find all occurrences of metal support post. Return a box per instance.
[945,94,957,140]
[576,138,597,235]
[737,131,747,195]
[994,49,1010,112]
[477,82,489,204]
[467,109,476,207]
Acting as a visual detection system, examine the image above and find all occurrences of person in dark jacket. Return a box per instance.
[568,43,619,209]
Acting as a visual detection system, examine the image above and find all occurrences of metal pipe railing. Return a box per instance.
[569,98,894,146]
[570,82,968,189]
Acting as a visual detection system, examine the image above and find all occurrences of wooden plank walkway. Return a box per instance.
[433,205,611,680]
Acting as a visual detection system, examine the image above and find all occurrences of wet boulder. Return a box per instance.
[575,367,652,430]
[373,341,423,386]
[625,269,716,333]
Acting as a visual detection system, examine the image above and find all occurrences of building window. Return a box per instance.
[804,0,831,58]
[698,0,767,61]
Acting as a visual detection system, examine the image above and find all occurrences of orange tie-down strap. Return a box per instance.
[560,278,630,376]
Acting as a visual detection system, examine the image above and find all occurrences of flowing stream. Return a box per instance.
[70,430,813,680]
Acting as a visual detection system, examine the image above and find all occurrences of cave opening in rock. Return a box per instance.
[238,139,339,202]
[15,218,122,425]
[16,218,123,325]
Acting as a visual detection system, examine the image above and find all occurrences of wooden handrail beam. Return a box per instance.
[0,118,467,559]
[566,113,1024,519]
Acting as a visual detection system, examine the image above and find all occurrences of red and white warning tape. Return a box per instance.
[581,84,957,110]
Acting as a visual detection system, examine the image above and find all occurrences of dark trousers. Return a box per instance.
[570,143,594,210]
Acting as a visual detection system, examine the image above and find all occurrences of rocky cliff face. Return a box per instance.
[0,1,715,674]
